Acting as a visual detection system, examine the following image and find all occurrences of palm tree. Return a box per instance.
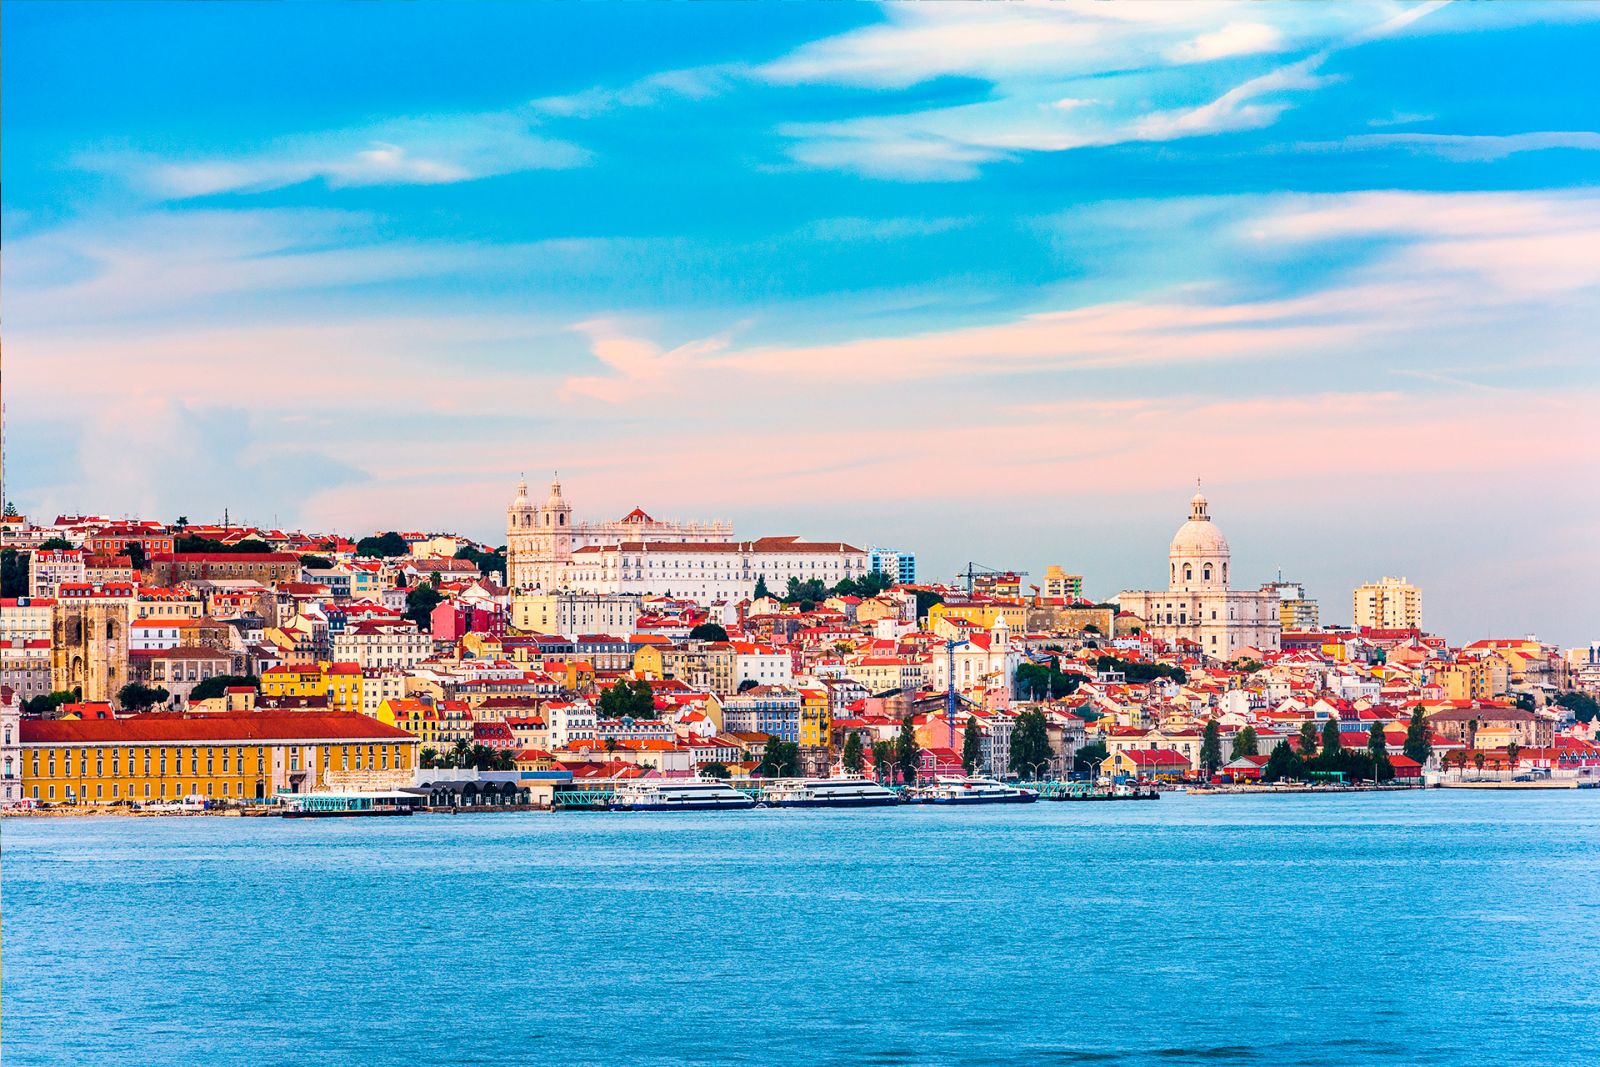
[1472,750,1486,777]
[449,738,471,768]
[1506,741,1522,774]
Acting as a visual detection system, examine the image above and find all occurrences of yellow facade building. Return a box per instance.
[18,712,419,804]
[260,661,364,714]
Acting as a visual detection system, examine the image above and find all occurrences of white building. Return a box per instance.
[732,642,794,688]
[1,686,22,807]
[29,549,86,598]
[1116,491,1281,660]
[566,537,869,603]
[510,592,642,636]
[547,700,598,748]
[331,620,432,671]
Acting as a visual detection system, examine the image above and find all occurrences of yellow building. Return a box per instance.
[1042,565,1084,601]
[1435,657,1509,701]
[799,687,830,747]
[260,661,364,714]
[18,712,419,804]
[927,600,1027,632]
[1353,576,1422,630]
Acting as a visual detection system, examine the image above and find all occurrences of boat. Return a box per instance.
[912,776,1039,805]
[609,778,758,812]
[278,790,422,818]
[761,777,903,808]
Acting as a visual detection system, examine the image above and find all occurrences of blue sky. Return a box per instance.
[4,1,1597,645]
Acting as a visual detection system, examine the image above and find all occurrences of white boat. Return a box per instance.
[609,778,757,812]
[913,776,1039,805]
[762,777,903,808]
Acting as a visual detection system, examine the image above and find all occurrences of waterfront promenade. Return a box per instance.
[5,791,1598,1066]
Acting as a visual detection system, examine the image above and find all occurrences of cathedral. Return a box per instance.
[505,475,734,592]
[1116,490,1280,660]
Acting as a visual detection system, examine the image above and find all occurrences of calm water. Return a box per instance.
[4,792,1599,1066]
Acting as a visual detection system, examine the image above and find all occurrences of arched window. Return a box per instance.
[1183,564,1193,582]
[1203,564,1213,581]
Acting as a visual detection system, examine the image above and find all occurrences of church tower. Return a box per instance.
[506,476,537,589]
[1168,489,1230,593]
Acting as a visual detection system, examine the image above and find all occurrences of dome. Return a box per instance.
[544,475,568,510]
[1169,518,1229,558]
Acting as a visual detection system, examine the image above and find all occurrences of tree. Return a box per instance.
[1472,750,1487,775]
[188,674,259,703]
[405,585,443,631]
[689,622,729,642]
[896,717,919,785]
[699,761,730,779]
[1073,741,1108,778]
[1200,720,1223,775]
[355,531,408,558]
[175,534,273,554]
[0,549,27,598]
[299,555,334,570]
[1263,740,1301,782]
[1555,691,1599,724]
[1506,741,1522,771]
[1015,661,1084,700]
[448,738,472,769]
[753,575,771,601]
[597,678,657,720]
[124,542,148,571]
[1321,717,1343,757]
[1513,692,1537,712]
[961,716,983,775]
[116,683,169,711]
[842,731,865,774]
[174,515,189,529]
[1009,709,1053,779]
[1367,722,1388,764]
[604,737,619,760]
[1231,725,1259,760]
[23,690,76,716]
[871,740,895,783]
[913,589,944,621]
[1299,721,1320,756]
[420,747,440,769]
[37,537,74,551]
[454,544,507,578]
[759,738,800,778]
[1403,708,1432,765]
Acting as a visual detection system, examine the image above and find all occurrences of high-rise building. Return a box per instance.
[1261,579,1320,632]
[867,546,916,585]
[1042,565,1083,601]
[1353,576,1422,630]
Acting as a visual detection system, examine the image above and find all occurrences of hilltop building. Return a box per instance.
[1116,491,1281,660]
[1354,576,1422,630]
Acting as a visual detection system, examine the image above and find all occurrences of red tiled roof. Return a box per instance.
[20,712,413,745]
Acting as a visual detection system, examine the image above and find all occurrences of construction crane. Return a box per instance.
[956,562,1030,596]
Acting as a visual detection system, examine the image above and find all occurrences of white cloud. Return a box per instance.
[1165,22,1285,64]
[87,112,588,198]
[1306,130,1600,160]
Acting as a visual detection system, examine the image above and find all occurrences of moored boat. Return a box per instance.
[609,778,757,812]
[762,777,903,808]
[278,790,422,818]
[912,776,1038,805]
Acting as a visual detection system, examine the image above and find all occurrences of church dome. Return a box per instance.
[1169,518,1229,558]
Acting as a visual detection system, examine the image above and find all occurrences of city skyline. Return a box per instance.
[5,1,1598,645]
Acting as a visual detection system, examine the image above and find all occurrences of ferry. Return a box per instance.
[913,776,1039,805]
[277,790,422,818]
[609,778,757,812]
[761,777,903,809]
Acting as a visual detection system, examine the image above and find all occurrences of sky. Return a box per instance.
[3,1,1598,646]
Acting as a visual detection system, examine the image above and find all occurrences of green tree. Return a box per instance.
[1200,720,1223,775]
[1555,691,1599,724]
[961,716,983,775]
[116,683,169,711]
[23,690,76,716]
[1321,717,1343,757]
[842,731,865,774]
[913,589,944,621]
[299,554,334,570]
[175,534,274,554]
[699,761,731,779]
[1298,721,1320,755]
[188,674,259,702]
[896,717,919,785]
[454,544,507,578]
[871,739,894,782]
[0,549,27,598]
[597,678,657,719]
[1506,740,1522,771]
[1472,750,1487,775]
[420,747,440,769]
[1263,739,1301,782]
[405,585,443,631]
[689,622,730,642]
[1367,721,1388,764]
[37,537,74,551]
[753,575,772,601]
[124,542,148,571]
[758,738,800,778]
[1231,725,1259,760]
[1402,708,1431,765]
[1073,741,1109,778]
[1015,661,1084,700]
[447,738,472,769]
[355,531,409,558]
[1009,709,1053,779]
[173,515,189,529]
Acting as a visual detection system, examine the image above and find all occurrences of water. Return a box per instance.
[4,791,1599,1066]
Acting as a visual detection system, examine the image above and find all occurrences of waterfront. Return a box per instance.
[5,792,1599,1066]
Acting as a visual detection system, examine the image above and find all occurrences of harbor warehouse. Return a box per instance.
[18,712,419,805]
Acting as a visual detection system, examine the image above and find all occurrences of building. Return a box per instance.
[1353,576,1422,630]
[505,475,732,591]
[510,592,641,636]
[1041,565,1084,601]
[51,582,137,702]
[720,686,802,742]
[331,619,432,671]
[566,537,870,602]
[1261,579,1320,632]
[261,662,365,715]
[128,646,234,706]
[17,711,419,804]
[28,549,86,597]
[2,686,22,806]
[867,546,917,585]
[146,552,302,587]
[1115,491,1281,660]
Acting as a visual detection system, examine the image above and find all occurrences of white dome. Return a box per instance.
[1170,518,1229,558]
